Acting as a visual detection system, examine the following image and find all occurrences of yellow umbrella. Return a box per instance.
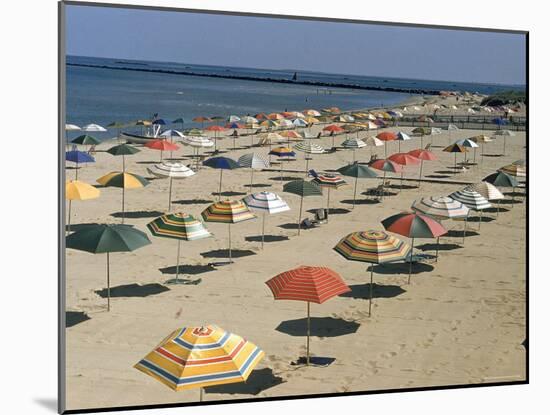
[97,171,149,223]
[66,180,100,233]
[135,325,265,401]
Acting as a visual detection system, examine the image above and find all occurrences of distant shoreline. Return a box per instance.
[66,62,443,96]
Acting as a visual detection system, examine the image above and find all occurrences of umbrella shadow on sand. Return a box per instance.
[306,208,351,216]
[172,198,214,205]
[66,311,91,328]
[245,235,290,243]
[424,174,452,179]
[466,216,495,223]
[373,262,434,276]
[499,198,524,205]
[244,183,273,188]
[269,176,302,182]
[159,264,216,275]
[211,191,248,197]
[387,184,418,190]
[110,210,164,219]
[339,199,380,206]
[95,283,170,298]
[276,317,360,338]
[485,206,510,214]
[200,249,257,259]
[135,161,159,165]
[204,368,285,396]
[446,229,479,238]
[339,283,406,300]
[416,242,463,252]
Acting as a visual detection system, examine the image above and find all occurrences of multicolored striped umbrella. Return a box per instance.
[144,139,180,162]
[147,213,211,283]
[65,180,100,233]
[342,138,366,163]
[203,157,241,201]
[269,147,296,183]
[293,142,325,173]
[147,162,196,210]
[382,211,447,276]
[499,164,526,177]
[443,143,468,172]
[312,174,347,221]
[369,159,403,199]
[201,200,256,263]
[97,172,149,223]
[265,266,350,365]
[243,192,289,249]
[134,325,264,398]
[283,180,322,235]
[449,188,491,230]
[468,182,505,217]
[66,224,151,311]
[238,153,270,189]
[411,196,470,220]
[333,230,410,315]
[337,163,378,208]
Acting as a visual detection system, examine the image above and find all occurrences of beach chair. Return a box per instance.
[301,218,318,230]
[365,184,384,201]
[88,144,97,154]
[424,143,432,150]
[313,208,328,224]
[308,169,319,178]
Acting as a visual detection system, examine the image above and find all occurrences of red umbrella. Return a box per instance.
[265,265,350,365]
[192,116,212,128]
[369,158,403,199]
[388,153,421,189]
[382,212,447,282]
[267,113,284,120]
[206,125,227,152]
[323,125,345,148]
[376,131,397,156]
[144,139,179,161]
[255,113,268,120]
[408,149,437,186]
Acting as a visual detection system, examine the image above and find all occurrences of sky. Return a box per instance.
[65,4,526,85]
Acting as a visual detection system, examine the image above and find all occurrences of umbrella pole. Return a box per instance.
[75,161,79,180]
[408,237,414,284]
[297,195,304,236]
[200,387,203,402]
[160,150,163,162]
[218,169,223,201]
[121,187,125,224]
[261,213,265,249]
[454,153,457,173]
[306,301,311,366]
[463,214,468,245]
[369,266,373,317]
[435,236,440,262]
[67,200,72,234]
[418,160,424,188]
[122,154,126,173]
[168,177,173,211]
[381,171,386,200]
[175,240,181,282]
[503,136,507,156]
[250,168,254,189]
[474,148,477,164]
[497,199,500,217]
[352,176,358,209]
[106,252,111,312]
[479,210,483,230]
[326,188,331,222]
[400,172,403,191]
[305,157,310,176]
[228,224,232,263]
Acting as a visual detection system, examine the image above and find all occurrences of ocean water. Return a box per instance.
[65,55,523,140]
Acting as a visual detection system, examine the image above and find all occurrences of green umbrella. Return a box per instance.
[412,127,432,147]
[337,163,378,208]
[107,144,141,172]
[66,224,151,311]
[283,180,322,235]
[72,134,101,152]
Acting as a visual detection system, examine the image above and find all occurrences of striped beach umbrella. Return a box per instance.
[382,212,447,281]
[449,188,491,230]
[342,137,366,163]
[203,157,241,201]
[411,196,469,243]
[65,150,95,180]
[107,143,140,173]
[147,213,211,283]
[243,192,289,249]
[294,142,325,173]
[443,143,467,172]
[265,266,350,365]
[134,325,264,399]
[455,138,479,163]
[304,109,321,117]
[283,180,322,235]
[65,180,100,233]
[201,200,255,263]
[293,118,308,128]
[181,135,214,170]
[312,174,347,221]
[334,230,410,315]
[395,131,412,152]
[277,119,294,128]
[269,147,296,183]
[238,153,270,189]
[97,172,149,224]
[468,182,505,216]
[408,148,437,186]
[147,162,196,210]
[499,164,526,178]
[144,139,180,162]
[369,159,403,199]
[66,224,151,311]
[337,163,378,208]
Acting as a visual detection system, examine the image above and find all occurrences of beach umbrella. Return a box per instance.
[364,136,385,158]
[376,132,397,157]
[312,174,347,221]
[71,134,101,153]
[493,129,515,156]
[483,171,519,203]
[243,191,290,249]
[147,213,211,283]
[205,125,227,151]
[277,119,294,128]
[65,180,100,233]
[323,125,344,148]
[65,150,95,180]
[342,137,366,163]
[172,117,185,129]
[337,163,378,208]
[187,128,205,136]
[97,172,149,224]
[304,116,320,126]
[192,116,212,128]
[446,124,460,145]
[293,118,308,127]
[225,122,244,130]
[65,124,81,148]
[388,153,421,189]
[147,162,196,210]
[293,142,325,173]
[227,115,241,123]
[269,147,296,183]
[144,139,180,162]
[395,131,412,152]
[369,159,403,199]
[499,163,526,178]
[181,135,214,170]
[382,212,447,282]
[468,182,505,216]
[258,132,285,146]
[411,127,432,147]
[471,134,494,161]
[81,123,107,132]
[280,130,303,146]
[106,143,140,172]
[334,114,355,123]
[160,129,184,139]
[66,224,151,311]
[241,116,258,124]
[201,200,256,263]
[454,138,479,163]
[449,188,491,230]
[202,157,240,200]
[303,109,321,117]
[333,230,410,315]
[210,116,225,123]
[408,148,437,186]
[106,122,128,142]
[238,153,270,189]
[255,113,268,120]
[443,143,467,172]
[267,113,284,120]
[265,266,350,365]
[134,325,264,400]
[260,119,279,129]
[283,180,322,235]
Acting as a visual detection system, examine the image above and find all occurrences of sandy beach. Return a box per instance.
[64,95,526,411]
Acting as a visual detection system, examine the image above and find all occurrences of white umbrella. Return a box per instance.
[455,138,480,163]
[449,188,491,230]
[294,142,325,173]
[395,131,412,152]
[242,191,290,249]
[147,162,196,210]
[82,123,107,132]
[468,182,504,216]
[238,153,270,189]
[181,135,214,170]
[227,115,241,123]
[293,118,308,128]
[65,124,81,148]
[493,130,515,155]
[342,138,366,162]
